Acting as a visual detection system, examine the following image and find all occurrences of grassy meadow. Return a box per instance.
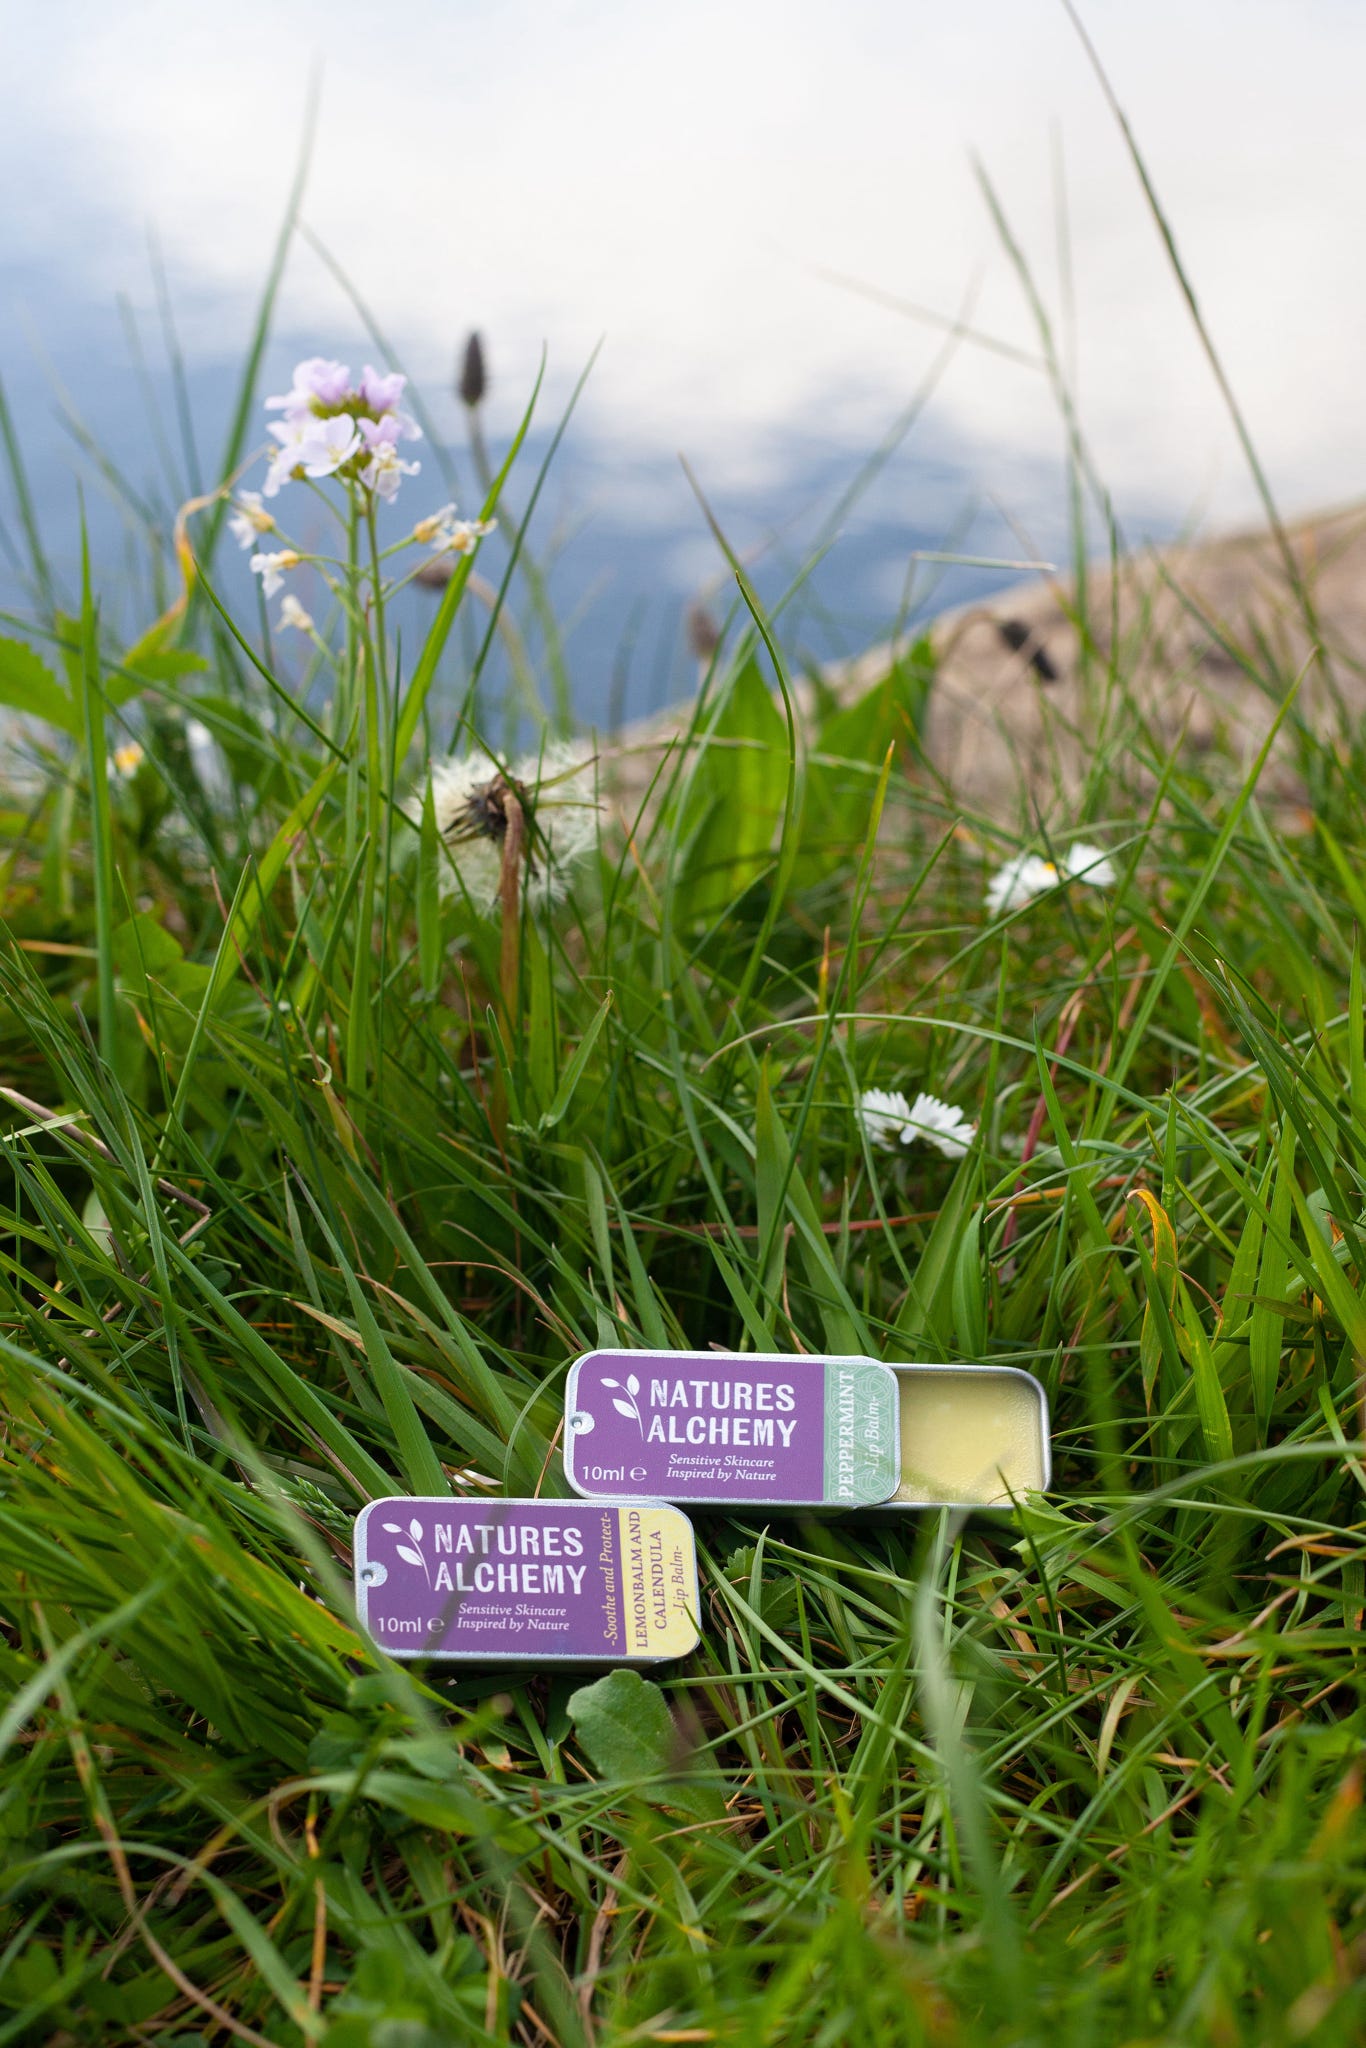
[2,180,1366,2048]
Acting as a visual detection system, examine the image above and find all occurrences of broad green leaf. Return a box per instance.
[675,655,788,922]
[568,1668,721,1819]
[112,911,185,981]
[0,635,76,735]
[107,608,207,709]
[568,1667,676,1780]
[798,642,933,883]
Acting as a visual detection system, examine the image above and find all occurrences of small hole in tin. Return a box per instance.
[569,1410,594,1434]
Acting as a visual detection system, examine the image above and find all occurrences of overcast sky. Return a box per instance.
[2,0,1361,539]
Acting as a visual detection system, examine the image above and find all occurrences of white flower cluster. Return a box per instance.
[858,1088,977,1160]
[429,742,599,914]
[220,356,501,640]
[413,503,498,556]
[985,840,1118,916]
[261,356,422,502]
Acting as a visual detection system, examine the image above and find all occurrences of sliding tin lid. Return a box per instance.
[355,1497,700,1665]
[563,1350,901,1508]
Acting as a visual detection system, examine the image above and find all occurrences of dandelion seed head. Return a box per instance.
[429,741,599,914]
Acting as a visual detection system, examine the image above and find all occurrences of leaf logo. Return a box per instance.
[382,1517,430,1581]
[599,1372,644,1434]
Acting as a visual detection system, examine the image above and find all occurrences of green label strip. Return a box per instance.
[822,1361,897,1504]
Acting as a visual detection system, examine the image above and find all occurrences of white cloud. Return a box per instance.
[2,0,1364,529]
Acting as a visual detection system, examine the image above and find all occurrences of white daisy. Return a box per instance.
[429,741,599,914]
[985,839,1117,916]
[902,1091,977,1160]
[985,852,1060,916]
[858,1088,916,1149]
[1063,840,1118,888]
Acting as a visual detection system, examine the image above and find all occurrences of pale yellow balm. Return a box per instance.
[893,1367,1048,1506]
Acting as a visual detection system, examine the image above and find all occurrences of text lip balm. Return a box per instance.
[354,1497,701,1666]
[887,1363,1052,1509]
[564,1349,901,1508]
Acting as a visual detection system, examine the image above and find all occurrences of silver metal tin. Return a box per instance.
[354,1496,701,1666]
[563,1348,902,1509]
[882,1362,1052,1509]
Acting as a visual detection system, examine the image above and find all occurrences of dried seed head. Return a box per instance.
[414,554,454,589]
[446,771,517,850]
[996,616,1059,683]
[685,601,721,662]
[458,332,487,409]
[429,743,599,914]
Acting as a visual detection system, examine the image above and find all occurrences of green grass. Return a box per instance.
[3,154,1366,2047]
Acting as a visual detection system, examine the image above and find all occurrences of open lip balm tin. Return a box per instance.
[887,1363,1051,1509]
[354,1497,701,1665]
[563,1351,1050,1512]
[564,1349,902,1509]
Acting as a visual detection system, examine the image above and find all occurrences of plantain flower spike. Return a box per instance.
[458,332,487,410]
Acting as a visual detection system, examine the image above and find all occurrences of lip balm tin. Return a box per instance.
[887,1363,1051,1508]
[564,1349,901,1508]
[563,1351,1050,1512]
[354,1497,701,1665]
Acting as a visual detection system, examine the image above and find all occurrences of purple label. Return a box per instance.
[564,1351,900,1506]
[355,1498,699,1663]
